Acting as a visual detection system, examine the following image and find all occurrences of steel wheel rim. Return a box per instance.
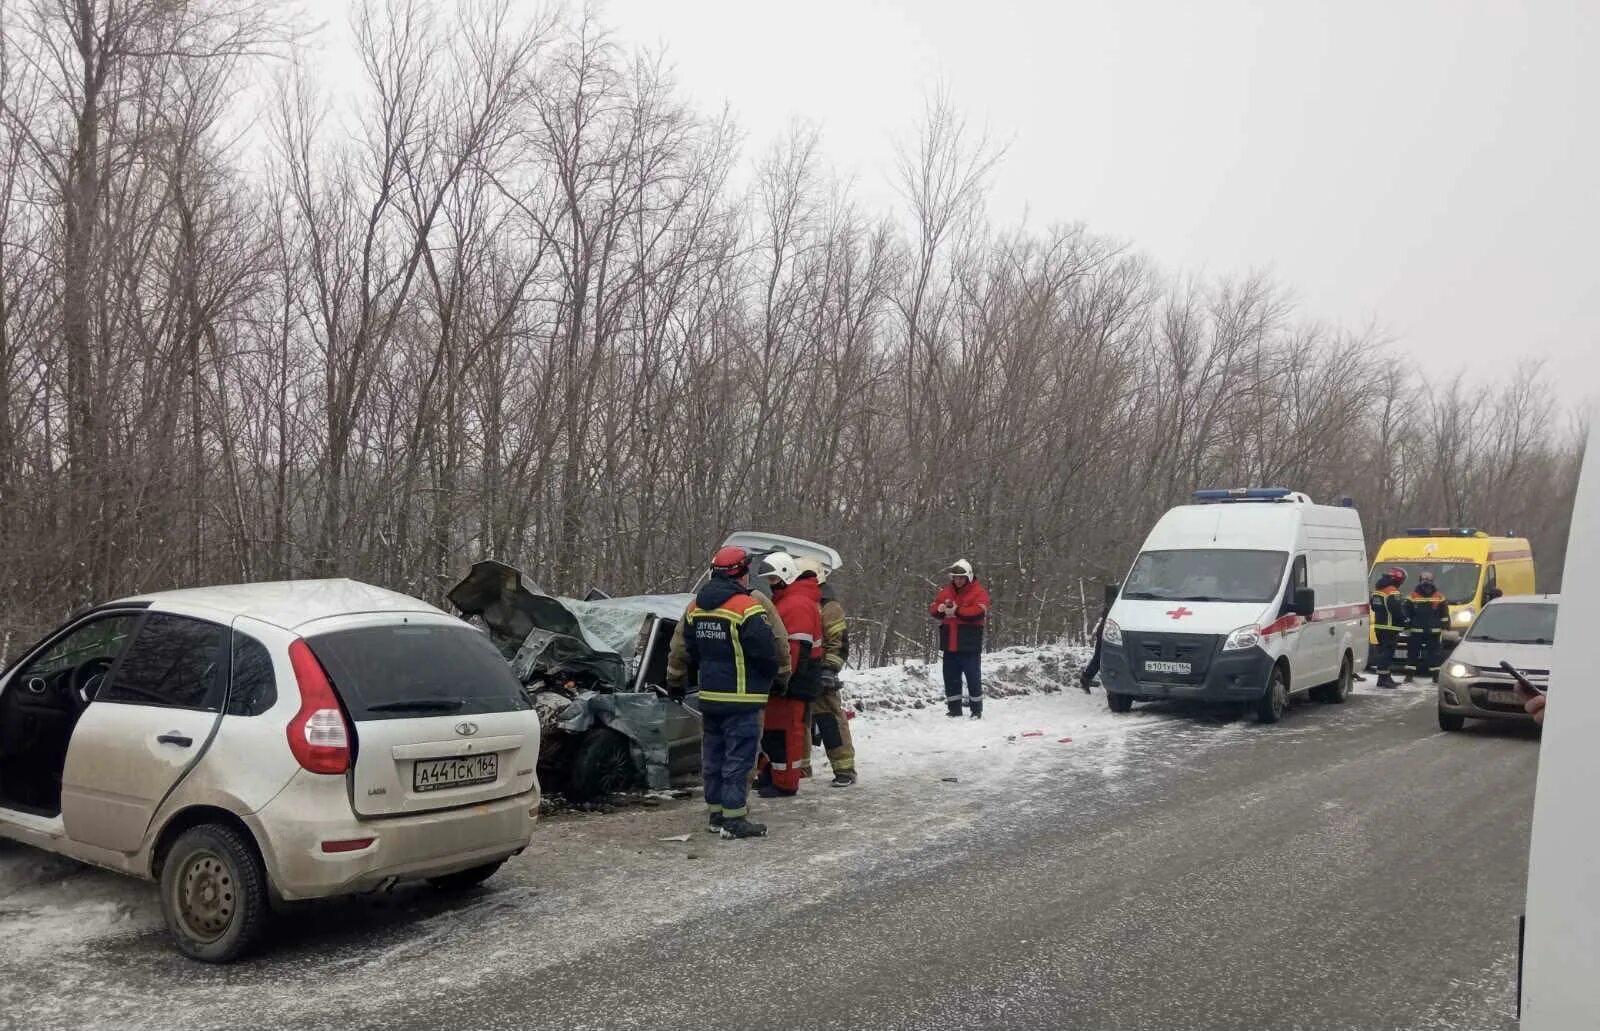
[175,849,236,944]
[1272,673,1287,716]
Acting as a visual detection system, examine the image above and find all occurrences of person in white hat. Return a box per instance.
[929,559,991,718]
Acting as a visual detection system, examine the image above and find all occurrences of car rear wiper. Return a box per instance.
[367,699,466,713]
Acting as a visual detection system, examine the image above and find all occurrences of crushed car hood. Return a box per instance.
[448,559,690,691]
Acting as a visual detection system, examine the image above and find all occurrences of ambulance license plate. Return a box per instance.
[1144,661,1191,674]
[413,754,498,793]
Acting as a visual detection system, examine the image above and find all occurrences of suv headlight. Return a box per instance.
[1453,608,1475,626]
[1446,661,1475,679]
[1223,625,1261,652]
[1102,618,1123,646]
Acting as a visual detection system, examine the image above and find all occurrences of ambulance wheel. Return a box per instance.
[1256,666,1289,724]
[1106,692,1134,713]
[1437,709,1465,732]
[1314,654,1354,704]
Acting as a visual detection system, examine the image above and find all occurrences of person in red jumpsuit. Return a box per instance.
[755,551,825,797]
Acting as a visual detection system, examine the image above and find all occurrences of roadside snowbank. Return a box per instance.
[839,641,1093,712]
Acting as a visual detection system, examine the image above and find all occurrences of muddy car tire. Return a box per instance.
[159,822,270,964]
[567,727,643,801]
[428,860,506,892]
[1106,692,1134,713]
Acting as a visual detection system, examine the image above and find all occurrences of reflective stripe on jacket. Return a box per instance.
[930,580,990,653]
[667,574,779,714]
[1371,586,1407,631]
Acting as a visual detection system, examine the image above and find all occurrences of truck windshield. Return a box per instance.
[1122,549,1288,604]
[1464,602,1557,645]
[1370,562,1481,605]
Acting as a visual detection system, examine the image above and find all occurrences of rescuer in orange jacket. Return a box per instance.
[930,559,990,718]
[755,551,824,797]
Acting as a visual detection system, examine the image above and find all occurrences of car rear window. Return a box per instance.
[305,623,530,721]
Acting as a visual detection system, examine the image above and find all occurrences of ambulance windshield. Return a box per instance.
[1123,549,1288,604]
[1370,562,1481,605]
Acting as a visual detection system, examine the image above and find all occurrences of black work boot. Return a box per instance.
[706,811,724,834]
[757,784,797,799]
[719,817,768,840]
[969,710,983,720]
[830,770,857,787]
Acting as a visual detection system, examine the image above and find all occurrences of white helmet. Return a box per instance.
[758,551,800,586]
[948,559,973,579]
[793,556,828,583]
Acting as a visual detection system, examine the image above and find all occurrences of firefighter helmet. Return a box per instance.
[711,546,751,576]
[758,551,800,586]
[794,556,828,583]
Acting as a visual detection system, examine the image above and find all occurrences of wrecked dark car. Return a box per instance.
[448,560,699,801]
[448,534,843,803]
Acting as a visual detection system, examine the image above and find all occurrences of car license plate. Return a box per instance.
[1485,689,1524,707]
[413,753,498,793]
[1144,661,1191,674]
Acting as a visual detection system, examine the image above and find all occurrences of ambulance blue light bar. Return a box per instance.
[1404,527,1483,537]
[1192,487,1293,503]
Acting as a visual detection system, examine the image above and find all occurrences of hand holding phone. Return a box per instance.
[1499,660,1545,696]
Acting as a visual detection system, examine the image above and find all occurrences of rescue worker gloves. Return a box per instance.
[818,669,840,692]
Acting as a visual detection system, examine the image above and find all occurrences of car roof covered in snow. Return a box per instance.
[121,579,445,631]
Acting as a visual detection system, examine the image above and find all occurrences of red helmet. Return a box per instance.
[711,545,750,576]
[1385,567,1406,584]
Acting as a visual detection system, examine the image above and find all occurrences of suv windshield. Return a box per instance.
[306,623,531,721]
[1122,549,1288,604]
[1464,603,1557,645]
[1371,562,1480,605]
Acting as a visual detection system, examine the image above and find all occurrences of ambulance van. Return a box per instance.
[1099,488,1370,724]
[1367,529,1535,646]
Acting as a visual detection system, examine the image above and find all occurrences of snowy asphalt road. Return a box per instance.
[2,682,1536,1030]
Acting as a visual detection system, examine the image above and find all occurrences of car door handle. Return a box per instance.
[157,732,193,748]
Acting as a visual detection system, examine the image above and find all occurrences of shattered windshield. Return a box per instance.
[1123,549,1288,604]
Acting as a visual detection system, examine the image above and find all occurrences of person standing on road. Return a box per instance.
[798,557,857,786]
[755,552,822,798]
[666,546,781,840]
[931,559,990,718]
[1079,600,1109,694]
[1405,570,1449,682]
[1370,568,1408,689]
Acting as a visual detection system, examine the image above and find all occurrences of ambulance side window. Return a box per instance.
[1282,556,1309,614]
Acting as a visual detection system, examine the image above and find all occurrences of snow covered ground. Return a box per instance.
[0,648,1444,1030]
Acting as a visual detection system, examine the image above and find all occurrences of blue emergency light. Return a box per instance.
[1192,487,1294,503]
[1404,527,1483,537]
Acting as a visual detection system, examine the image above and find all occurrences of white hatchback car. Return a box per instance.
[0,580,541,961]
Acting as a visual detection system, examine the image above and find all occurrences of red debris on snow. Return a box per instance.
[1058,737,1073,743]
[1021,731,1044,738]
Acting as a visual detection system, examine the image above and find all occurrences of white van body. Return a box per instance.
[1519,416,1597,1028]
[1099,489,1370,721]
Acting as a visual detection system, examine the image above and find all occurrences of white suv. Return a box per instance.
[0,580,541,961]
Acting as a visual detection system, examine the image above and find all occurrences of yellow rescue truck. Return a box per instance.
[1368,527,1536,647]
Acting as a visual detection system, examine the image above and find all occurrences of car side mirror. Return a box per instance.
[1103,582,1121,608]
[1487,588,1503,601]
[1293,588,1316,619]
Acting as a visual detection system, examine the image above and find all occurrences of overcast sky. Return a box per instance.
[310,0,1596,406]
[595,0,1596,407]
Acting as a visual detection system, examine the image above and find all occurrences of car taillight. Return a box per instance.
[287,639,351,774]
